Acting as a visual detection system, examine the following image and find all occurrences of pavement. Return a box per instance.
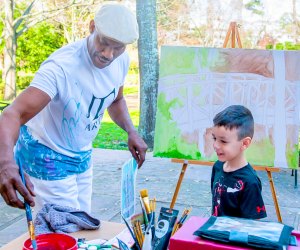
[0,148,300,247]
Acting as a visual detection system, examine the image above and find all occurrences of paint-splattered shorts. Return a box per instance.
[14,126,92,180]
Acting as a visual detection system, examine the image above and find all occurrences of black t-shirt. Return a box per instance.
[211,161,267,219]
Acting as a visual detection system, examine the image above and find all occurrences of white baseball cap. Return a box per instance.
[94,3,139,44]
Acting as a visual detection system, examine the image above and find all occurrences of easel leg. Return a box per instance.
[266,169,282,223]
[170,162,188,210]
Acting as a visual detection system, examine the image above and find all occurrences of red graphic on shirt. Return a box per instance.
[212,177,226,216]
[235,180,244,191]
[256,205,266,213]
[213,178,245,216]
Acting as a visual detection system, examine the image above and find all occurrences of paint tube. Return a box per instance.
[152,207,179,250]
[142,222,153,250]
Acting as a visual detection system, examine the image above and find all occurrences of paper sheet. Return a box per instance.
[121,158,138,219]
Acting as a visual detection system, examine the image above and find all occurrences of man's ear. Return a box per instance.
[241,137,252,150]
[89,20,95,33]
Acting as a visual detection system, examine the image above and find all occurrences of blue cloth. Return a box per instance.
[14,126,92,180]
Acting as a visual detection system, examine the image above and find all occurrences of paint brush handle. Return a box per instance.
[122,216,141,250]
[19,165,37,250]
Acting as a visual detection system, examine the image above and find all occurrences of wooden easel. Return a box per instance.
[223,21,242,49]
[169,22,283,223]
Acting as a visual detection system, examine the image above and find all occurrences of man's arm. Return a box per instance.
[108,86,147,167]
[0,86,51,209]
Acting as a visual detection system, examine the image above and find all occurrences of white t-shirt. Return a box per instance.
[26,38,129,157]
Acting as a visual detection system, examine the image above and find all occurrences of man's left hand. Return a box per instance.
[127,131,148,168]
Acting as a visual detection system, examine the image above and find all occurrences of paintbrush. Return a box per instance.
[139,196,149,226]
[121,215,141,250]
[19,165,37,250]
[140,189,151,214]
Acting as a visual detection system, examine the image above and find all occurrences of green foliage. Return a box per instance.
[128,61,139,75]
[266,42,300,50]
[279,13,293,29]
[93,122,130,149]
[123,86,139,95]
[245,0,264,15]
[93,113,139,149]
[0,18,4,51]
[0,73,4,99]
[17,73,34,91]
[17,22,65,74]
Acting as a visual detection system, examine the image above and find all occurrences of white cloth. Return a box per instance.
[26,38,130,157]
[30,166,93,219]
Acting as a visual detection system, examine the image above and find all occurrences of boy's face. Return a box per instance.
[211,126,250,162]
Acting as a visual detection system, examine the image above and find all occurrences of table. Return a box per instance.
[169,216,300,250]
[0,221,125,250]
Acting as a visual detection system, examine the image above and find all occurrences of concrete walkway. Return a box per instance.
[0,148,299,247]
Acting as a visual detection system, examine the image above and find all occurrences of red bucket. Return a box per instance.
[23,233,77,250]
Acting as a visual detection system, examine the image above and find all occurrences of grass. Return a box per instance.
[92,85,139,150]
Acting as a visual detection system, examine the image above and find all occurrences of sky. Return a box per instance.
[264,0,294,21]
[190,0,297,24]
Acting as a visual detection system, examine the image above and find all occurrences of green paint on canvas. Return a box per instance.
[155,149,201,160]
[156,93,183,120]
[159,46,198,77]
[154,93,201,159]
[193,85,201,97]
[154,93,183,154]
[154,46,300,169]
[153,111,202,160]
[286,144,299,169]
[198,48,210,68]
[246,139,275,166]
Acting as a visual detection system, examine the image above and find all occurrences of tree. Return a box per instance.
[16,21,65,91]
[1,0,102,100]
[136,0,159,149]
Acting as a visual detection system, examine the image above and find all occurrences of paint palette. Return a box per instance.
[23,233,77,250]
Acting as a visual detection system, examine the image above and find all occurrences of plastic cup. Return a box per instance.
[23,233,77,250]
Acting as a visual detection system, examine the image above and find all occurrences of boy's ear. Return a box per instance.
[241,137,252,150]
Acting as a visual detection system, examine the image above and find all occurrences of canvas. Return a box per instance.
[153,46,300,168]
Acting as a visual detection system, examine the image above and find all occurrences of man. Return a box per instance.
[0,3,147,215]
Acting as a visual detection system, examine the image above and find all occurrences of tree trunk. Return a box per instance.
[3,0,16,100]
[292,0,298,43]
[136,0,159,149]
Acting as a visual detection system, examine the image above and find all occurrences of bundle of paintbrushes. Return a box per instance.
[125,189,156,249]
[171,207,192,236]
[123,189,192,250]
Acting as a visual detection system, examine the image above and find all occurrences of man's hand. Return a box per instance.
[0,161,35,209]
[127,131,148,168]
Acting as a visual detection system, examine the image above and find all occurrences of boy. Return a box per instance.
[210,105,267,219]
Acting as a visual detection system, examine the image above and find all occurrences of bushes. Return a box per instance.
[17,73,34,91]
[266,42,300,50]
[17,22,65,74]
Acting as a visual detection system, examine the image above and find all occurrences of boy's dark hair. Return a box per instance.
[213,105,254,140]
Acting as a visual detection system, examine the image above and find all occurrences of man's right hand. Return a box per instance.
[0,161,35,209]
[0,87,50,209]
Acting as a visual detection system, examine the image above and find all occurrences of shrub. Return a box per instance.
[266,42,300,50]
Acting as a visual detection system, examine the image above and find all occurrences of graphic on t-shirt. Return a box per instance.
[256,205,266,213]
[61,85,116,150]
[227,180,244,193]
[212,176,244,216]
[85,88,116,133]
[86,88,116,121]
[62,96,82,149]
